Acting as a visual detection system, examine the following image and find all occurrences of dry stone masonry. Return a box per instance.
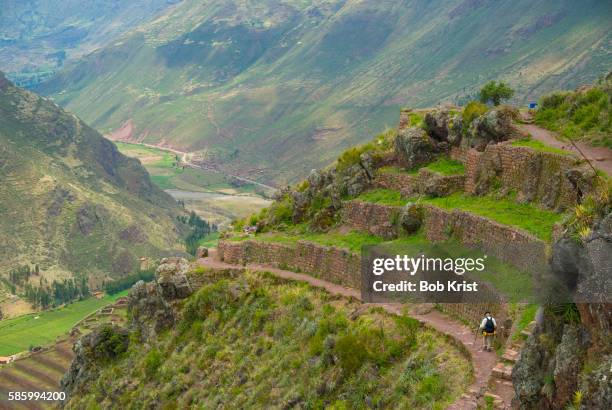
[218,240,361,288]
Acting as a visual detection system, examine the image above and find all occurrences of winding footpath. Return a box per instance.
[517,122,612,176]
[198,249,501,409]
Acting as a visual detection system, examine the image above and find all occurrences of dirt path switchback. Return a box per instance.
[198,250,503,409]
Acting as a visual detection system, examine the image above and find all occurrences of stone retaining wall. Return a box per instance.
[217,240,361,288]
[422,205,547,274]
[374,169,465,198]
[374,171,417,196]
[452,143,580,210]
[341,200,398,239]
[341,200,547,274]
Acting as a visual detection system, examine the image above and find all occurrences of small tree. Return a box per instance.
[479,81,514,106]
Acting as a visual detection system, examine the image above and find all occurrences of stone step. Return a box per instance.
[492,362,513,380]
[502,348,519,363]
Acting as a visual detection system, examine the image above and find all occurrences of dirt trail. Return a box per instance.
[517,123,612,176]
[198,250,501,409]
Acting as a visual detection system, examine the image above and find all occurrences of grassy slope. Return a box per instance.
[38,0,612,184]
[534,82,612,148]
[66,272,471,409]
[0,77,186,283]
[0,291,127,356]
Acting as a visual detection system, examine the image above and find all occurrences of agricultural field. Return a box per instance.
[115,142,271,227]
[0,295,129,408]
[0,291,128,356]
[0,338,74,409]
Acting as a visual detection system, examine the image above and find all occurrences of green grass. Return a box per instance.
[422,193,562,241]
[233,230,535,301]
[0,291,128,356]
[232,230,384,252]
[356,189,407,207]
[423,157,465,175]
[378,166,415,175]
[409,112,424,128]
[511,304,538,341]
[115,142,178,168]
[511,138,572,155]
[378,157,464,177]
[198,232,220,248]
[380,234,535,302]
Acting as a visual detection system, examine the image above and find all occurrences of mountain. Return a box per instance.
[0,0,181,86]
[37,0,612,184]
[0,72,186,288]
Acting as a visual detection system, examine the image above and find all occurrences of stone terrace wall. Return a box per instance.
[374,171,417,197]
[423,205,547,274]
[453,143,580,210]
[374,169,465,198]
[217,240,361,288]
[341,200,398,239]
[342,200,547,276]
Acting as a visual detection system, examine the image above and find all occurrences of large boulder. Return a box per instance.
[128,257,193,341]
[156,257,192,299]
[424,110,450,141]
[552,325,588,407]
[399,203,423,234]
[466,108,516,150]
[394,127,436,169]
[61,325,129,400]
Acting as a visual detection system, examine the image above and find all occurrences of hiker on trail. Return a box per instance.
[479,311,496,351]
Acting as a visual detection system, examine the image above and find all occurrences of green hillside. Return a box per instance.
[0,72,187,288]
[37,0,612,184]
[63,271,471,409]
[0,0,179,86]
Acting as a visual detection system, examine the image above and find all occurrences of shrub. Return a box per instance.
[144,348,163,377]
[462,101,488,132]
[336,143,375,172]
[267,194,294,225]
[334,332,370,374]
[479,80,514,106]
[93,325,129,360]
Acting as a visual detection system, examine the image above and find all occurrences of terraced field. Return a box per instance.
[0,339,74,410]
[0,297,128,409]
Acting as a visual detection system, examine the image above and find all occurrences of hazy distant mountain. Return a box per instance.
[0,72,186,282]
[0,0,180,86]
[37,0,612,184]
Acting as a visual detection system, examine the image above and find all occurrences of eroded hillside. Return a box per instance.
[0,72,187,295]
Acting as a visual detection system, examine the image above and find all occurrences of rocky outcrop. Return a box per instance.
[395,127,437,169]
[513,211,612,409]
[424,110,451,141]
[464,107,518,150]
[61,325,129,401]
[398,203,423,234]
[128,257,193,341]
